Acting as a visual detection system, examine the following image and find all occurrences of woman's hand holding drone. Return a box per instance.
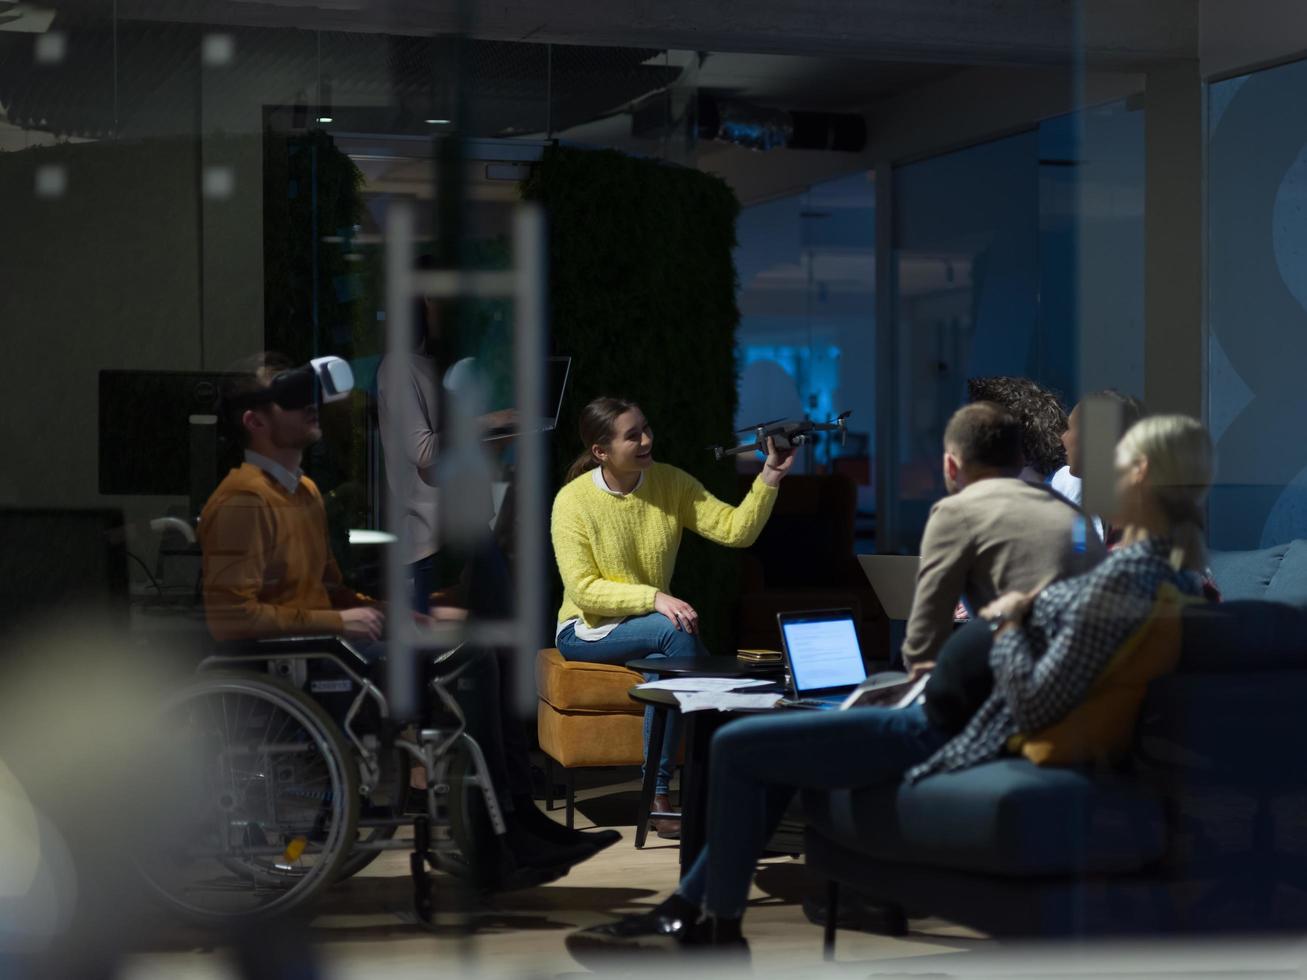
[761,436,796,487]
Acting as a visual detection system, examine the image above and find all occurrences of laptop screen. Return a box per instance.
[780,612,866,694]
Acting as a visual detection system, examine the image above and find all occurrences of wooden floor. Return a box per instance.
[121,768,988,978]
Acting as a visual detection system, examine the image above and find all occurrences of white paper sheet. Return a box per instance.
[673,692,783,713]
[636,676,775,693]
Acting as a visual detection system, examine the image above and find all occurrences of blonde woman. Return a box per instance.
[551,396,793,836]
[569,414,1213,955]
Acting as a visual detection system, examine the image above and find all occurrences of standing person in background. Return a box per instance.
[551,396,794,838]
[376,276,618,877]
[376,256,515,614]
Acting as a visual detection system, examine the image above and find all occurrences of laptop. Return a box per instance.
[776,609,870,709]
[857,554,921,621]
[483,355,572,441]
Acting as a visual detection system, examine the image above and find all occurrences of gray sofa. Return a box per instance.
[804,541,1307,940]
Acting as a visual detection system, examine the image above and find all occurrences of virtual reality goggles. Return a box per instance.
[228,356,355,412]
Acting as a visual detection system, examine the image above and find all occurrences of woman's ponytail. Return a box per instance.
[565,396,640,483]
[1116,415,1214,573]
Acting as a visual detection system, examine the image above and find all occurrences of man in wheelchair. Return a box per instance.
[172,352,612,919]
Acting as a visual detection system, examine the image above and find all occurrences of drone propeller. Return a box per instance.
[736,417,786,434]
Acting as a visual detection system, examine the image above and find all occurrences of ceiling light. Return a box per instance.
[425,118,451,125]
[316,116,333,123]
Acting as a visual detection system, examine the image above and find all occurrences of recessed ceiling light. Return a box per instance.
[425,118,451,125]
[316,115,334,123]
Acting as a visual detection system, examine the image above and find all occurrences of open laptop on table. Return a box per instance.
[776,608,915,710]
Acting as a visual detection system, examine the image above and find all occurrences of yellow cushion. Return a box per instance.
[535,648,644,714]
[1016,583,1196,766]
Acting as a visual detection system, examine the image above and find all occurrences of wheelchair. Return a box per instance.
[138,630,513,924]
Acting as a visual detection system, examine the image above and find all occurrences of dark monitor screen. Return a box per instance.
[0,508,128,634]
[99,370,226,496]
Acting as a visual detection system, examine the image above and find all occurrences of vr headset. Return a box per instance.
[227,356,355,412]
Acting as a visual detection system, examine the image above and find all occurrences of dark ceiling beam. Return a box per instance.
[48,0,1198,68]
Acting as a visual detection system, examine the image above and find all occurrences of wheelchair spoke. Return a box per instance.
[141,675,359,921]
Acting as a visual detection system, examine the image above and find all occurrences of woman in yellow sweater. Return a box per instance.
[551,396,793,833]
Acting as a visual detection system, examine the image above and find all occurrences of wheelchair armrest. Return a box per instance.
[216,635,371,671]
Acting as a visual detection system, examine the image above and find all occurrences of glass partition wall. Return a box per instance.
[879,100,1144,550]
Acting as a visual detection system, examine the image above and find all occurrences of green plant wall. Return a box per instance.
[522,145,744,656]
[263,128,368,577]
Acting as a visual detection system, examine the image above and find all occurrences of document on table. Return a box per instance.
[636,677,775,693]
[672,691,783,713]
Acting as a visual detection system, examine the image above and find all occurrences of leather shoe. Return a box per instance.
[566,906,708,959]
[650,794,681,841]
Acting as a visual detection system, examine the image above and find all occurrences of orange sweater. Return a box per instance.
[198,463,370,641]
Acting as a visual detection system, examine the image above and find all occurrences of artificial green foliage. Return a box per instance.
[263,129,368,576]
[521,145,744,655]
[262,128,365,365]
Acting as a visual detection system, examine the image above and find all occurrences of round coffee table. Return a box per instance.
[625,656,783,848]
[625,655,783,678]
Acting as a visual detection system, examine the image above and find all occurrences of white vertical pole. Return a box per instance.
[512,205,547,717]
[384,200,420,720]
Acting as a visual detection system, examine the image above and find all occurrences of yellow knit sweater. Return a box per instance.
[552,462,779,629]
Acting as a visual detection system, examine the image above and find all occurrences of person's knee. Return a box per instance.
[663,625,701,659]
[709,720,754,768]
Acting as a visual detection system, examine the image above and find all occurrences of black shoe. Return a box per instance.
[504,821,599,873]
[511,795,621,851]
[566,906,707,960]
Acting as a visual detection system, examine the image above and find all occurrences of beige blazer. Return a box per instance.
[900,477,1103,666]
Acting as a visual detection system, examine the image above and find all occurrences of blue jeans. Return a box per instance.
[677,704,950,917]
[556,612,706,795]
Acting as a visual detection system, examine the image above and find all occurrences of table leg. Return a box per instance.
[677,710,723,878]
[634,704,667,849]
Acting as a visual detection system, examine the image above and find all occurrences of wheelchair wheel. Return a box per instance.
[334,817,399,881]
[442,736,510,890]
[333,744,407,882]
[140,672,359,921]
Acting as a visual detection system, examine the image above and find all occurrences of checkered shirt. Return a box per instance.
[907,536,1202,782]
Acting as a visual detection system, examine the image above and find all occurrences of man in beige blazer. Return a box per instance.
[901,401,1103,670]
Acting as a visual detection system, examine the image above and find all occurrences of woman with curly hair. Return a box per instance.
[966,376,1068,481]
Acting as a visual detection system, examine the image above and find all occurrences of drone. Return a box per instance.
[710,411,852,461]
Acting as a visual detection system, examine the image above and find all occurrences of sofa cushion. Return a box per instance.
[1137,670,1307,785]
[1018,585,1188,766]
[535,648,644,714]
[1208,543,1290,601]
[1264,539,1307,606]
[802,757,1165,877]
[1179,601,1307,673]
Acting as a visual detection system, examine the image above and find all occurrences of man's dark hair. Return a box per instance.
[944,402,1024,471]
[966,376,1068,476]
[220,351,293,448]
